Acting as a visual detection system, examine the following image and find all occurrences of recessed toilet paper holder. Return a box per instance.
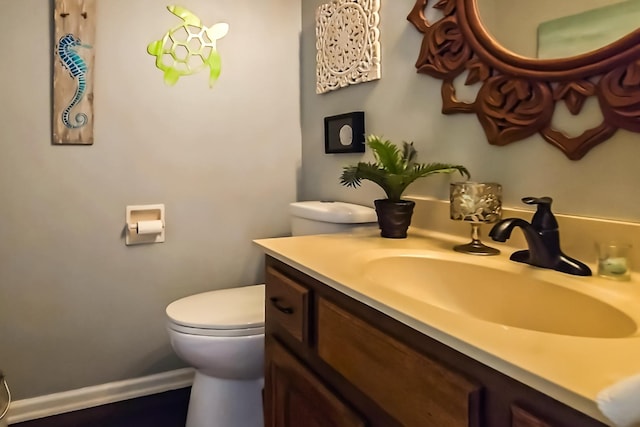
[126,204,165,246]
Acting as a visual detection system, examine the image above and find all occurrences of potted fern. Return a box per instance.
[340,135,470,238]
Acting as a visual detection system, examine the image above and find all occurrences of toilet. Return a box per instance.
[166,201,377,427]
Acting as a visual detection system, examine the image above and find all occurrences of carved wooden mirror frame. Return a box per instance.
[408,0,640,160]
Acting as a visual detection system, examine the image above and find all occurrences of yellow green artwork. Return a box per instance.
[147,5,229,87]
[537,0,640,59]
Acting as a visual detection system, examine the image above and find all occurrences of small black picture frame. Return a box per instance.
[324,111,365,154]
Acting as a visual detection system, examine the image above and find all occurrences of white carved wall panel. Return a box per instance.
[316,0,381,94]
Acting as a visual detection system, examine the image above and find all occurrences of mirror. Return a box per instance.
[407,0,640,160]
[476,0,640,59]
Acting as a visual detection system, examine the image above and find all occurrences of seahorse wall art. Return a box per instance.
[52,0,96,145]
[147,5,229,87]
[57,34,91,129]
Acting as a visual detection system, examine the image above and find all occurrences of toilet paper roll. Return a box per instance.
[136,220,164,235]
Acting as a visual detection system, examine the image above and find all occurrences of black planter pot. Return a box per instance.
[374,199,416,239]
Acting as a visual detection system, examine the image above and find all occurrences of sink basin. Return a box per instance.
[362,255,637,338]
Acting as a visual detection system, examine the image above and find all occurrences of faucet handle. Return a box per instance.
[521,196,558,231]
[522,196,552,206]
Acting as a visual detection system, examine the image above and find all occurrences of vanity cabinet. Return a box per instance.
[263,256,608,427]
[266,338,366,427]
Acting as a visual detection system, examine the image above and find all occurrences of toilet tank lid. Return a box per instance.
[290,201,377,224]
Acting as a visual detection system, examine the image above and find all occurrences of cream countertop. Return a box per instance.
[255,230,640,426]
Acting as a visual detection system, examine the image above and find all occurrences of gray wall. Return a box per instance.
[301,1,640,222]
[0,0,300,400]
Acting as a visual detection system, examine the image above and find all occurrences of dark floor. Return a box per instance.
[13,387,190,427]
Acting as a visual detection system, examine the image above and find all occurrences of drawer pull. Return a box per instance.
[270,297,294,314]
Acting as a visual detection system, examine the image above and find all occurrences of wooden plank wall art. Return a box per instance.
[53,0,95,145]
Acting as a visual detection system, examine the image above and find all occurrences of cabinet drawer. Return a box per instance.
[265,266,310,344]
[317,298,482,427]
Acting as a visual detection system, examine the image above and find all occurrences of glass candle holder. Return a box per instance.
[450,182,502,255]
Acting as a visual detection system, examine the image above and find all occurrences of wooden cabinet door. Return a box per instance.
[264,338,366,427]
[512,405,556,427]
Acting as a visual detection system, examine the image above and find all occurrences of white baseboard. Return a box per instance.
[7,368,194,424]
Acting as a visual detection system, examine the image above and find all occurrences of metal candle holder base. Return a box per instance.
[454,223,500,255]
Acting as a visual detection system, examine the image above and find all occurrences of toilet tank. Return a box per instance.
[290,201,377,236]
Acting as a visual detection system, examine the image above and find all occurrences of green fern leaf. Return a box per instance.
[339,135,471,202]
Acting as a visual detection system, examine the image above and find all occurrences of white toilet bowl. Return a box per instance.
[165,202,376,427]
[166,284,265,427]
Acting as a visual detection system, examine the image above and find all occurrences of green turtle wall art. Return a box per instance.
[147,5,229,87]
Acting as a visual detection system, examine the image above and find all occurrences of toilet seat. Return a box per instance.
[166,284,265,337]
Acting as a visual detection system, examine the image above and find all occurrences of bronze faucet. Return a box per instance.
[489,197,591,276]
